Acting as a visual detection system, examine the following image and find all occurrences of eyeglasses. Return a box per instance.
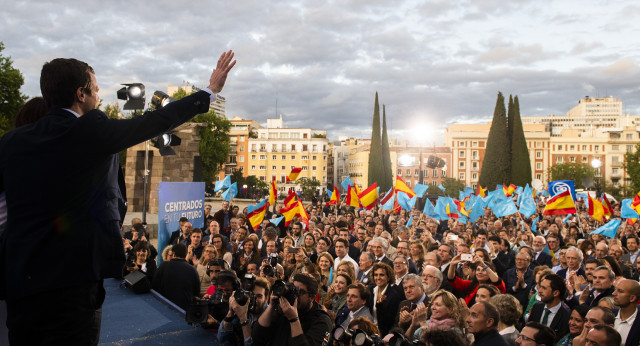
[423,274,436,280]
[394,261,407,265]
[516,334,537,343]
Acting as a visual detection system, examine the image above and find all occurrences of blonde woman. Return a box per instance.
[316,252,335,290]
[196,244,217,296]
[407,289,465,341]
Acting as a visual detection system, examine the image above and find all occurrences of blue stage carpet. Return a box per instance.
[99,279,217,345]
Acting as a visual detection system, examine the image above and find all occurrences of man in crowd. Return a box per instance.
[612,279,640,345]
[527,274,570,342]
[152,244,201,310]
[169,217,192,245]
[370,237,394,266]
[217,275,270,345]
[516,322,556,346]
[466,301,509,346]
[357,251,375,286]
[334,238,359,273]
[252,273,332,346]
[396,240,418,274]
[336,283,373,329]
[557,246,585,280]
[505,251,534,311]
[214,200,232,236]
[531,236,554,269]
[421,265,443,299]
[395,274,427,331]
[576,266,615,307]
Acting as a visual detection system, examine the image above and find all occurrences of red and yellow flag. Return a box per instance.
[503,184,517,197]
[543,190,576,215]
[588,193,604,222]
[296,200,310,226]
[346,185,361,208]
[631,191,640,215]
[247,200,268,229]
[286,167,302,182]
[454,198,470,217]
[477,185,487,198]
[358,183,378,210]
[283,190,298,207]
[327,186,340,206]
[269,179,278,206]
[279,203,299,227]
[601,194,613,219]
[395,177,416,198]
[446,203,459,218]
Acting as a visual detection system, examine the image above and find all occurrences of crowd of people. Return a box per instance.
[126,195,640,346]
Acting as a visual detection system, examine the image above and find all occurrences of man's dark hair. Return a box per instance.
[172,243,187,258]
[477,301,499,328]
[361,251,375,263]
[293,273,318,296]
[179,217,189,223]
[263,227,277,240]
[421,328,469,346]
[367,221,377,228]
[191,228,202,235]
[585,258,604,267]
[543,274,567,300]
[254,276,270,297]
[338,228,350,235]
[589,306,615,326]
[476,230,488,238]
[590,324,621,346]
[547,234,560,242]
[40,58,95,109]
[524,321,556,346]
[347,283,371,302]
[133,241,150,253]
[291,222,302,230]
[488,236,501,243]
[336,220,348,229]
[334,238,349,248]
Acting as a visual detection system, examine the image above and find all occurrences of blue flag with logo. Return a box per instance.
[341,176,354,191]
[423,199,437,218]
[221,182,238,201]
[519,185,537,219]
[406,215,414,227]
[468,197,485,222]
[414,184,428,198]
[397,191,414,211]
[271,215,285,226]
[621,199,640,219]
[531,215,539,233]
[438,184,446,192]
[214,175,231,192]
[591,219,622,238]
[434,197,449,221]
[548,180,576,201]
[490,198,518,217]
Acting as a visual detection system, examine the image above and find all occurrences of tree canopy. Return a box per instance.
[0,42,28,137]
[547,162,595,189]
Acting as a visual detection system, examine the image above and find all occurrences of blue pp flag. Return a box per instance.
[591,219,622,238]
[341,176,354,191]
[531,215,539,233]
[271,215,285,226]
[327,189,332,200]
[382,193,396,211]
[423,199,437,218]
[214,175,231,192]
[407,215,413,227]
[221,182,238,201]
[519,191,537,219]
[548,180,576,201]
[621,199,640,219]
[490,198,518,218]
[397,191,413,211]
[414,184,428,198]
[434,197,449,221]
[438,184,446,192]
[515,185,523,196]
[247,198,267,214]
[468,197,485,222]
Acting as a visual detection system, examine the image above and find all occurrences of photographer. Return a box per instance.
[252,273,333,346]
[218,276,271,346]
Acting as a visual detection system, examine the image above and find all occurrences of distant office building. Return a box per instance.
[167,85,226,118]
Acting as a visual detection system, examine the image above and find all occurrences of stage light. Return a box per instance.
[116,83,146,110]
[151,91,176,109]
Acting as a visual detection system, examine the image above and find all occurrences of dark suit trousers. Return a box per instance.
[7,281,105,346]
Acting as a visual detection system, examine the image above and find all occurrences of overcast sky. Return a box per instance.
[4,0,640,144]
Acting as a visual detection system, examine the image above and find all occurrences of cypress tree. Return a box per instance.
[510,96,532,185]
[506,95,515,180]
[381,105,393,191]
[367,92,385,187]
[479,92,510,188]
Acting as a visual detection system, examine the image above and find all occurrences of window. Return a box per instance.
[259,165,266,170]
[459,150,465,158]
[260,144,266,151]
[251,144,257,152]
[582,157,588,163]
[432,180,437,186]
[291,144,296,151]
[282,155,286,160]
[302,144,308,151]
[613,168,619,175]
[459,161,465,169]
[557,156,563,163]
[251,155,256,160]
[291,166,295,170]
[423,170,428,178]
[536,174,542,180]
[472,141,478,147]
[472,173,477,181]
[582,145,587,151]
[627,145,634,152]
[458,141,465,146]
[272,165,276,170]
[569,156,575,162]
[432,169,437,177]
[312,156,317,160]
[323,166,326,171]
[239,136,245,142]
[414,169,419,177]
[323,156,327,160]
[613,145,619,151]
[302,156,309,160]
[272,144,277,152]
[259,155,266,160]
[536,151,542,158]
[291,155,296,160]
[251,165,256,170]
[441,170,446,177]
[398,169,402,176]
[558,145,563,150]
[459,173,465,180]
[536,162,542,170]
[612,156,619,163]
[239,156,244,162]
[272,155,276,160]
[302,166,308,171]
[627,133,634,139]
[239,146,244,152]
[312,145,317,152]
[259,176,266,181]
[312,166,317,170]
[281,166,286,170]
[472,150,478,159]
[594,145,600,151]
[570,145,575,150]
[406,169,411,176]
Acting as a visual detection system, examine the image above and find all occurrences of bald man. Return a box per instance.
[613,279,640,345]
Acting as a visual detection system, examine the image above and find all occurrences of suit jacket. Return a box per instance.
[556,266,585,281]
[356,269,374,287]
[623,306,640,346]
[368,284,403,336]
[504,268,534,311]
[580,286,616,307]
[530,251,553,270]
[376,256,394,267]
[528,301,570,343]
[339,305,374,329]
[394,296,429,330]
[0,91,211,301]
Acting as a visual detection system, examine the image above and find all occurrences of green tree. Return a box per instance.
[171,89,231,189]
[509,96,531,185]
[0,42,28,137]
[506,95,514,180]
[547,163,595,189]
[367,92,384,187]
[298,177,321,200]
[624,142,640,195]
[442,177,466,196]
[380,105,393,192]
[479,92,510,188]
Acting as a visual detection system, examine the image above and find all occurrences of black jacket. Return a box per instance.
[504,267,534,311]
[473,329,509,346]
[152,258,200,310]
[251,301,333,346]
[0,90,211,301]
[527,301,570,343]
[367,284,403,336]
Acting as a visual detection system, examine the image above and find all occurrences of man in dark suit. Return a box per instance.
[556,246,585,280]
[370,237,393,267]
[505,251,535,311]
[152,244,200,310]
[394,274,427,332]
[527,274,570,343]
[572,266,615,308]
[0,51,235,345]
[613,278,640,346]
[530,236,554,269]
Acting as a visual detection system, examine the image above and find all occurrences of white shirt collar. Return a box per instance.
[63,108,81,118]
[499,325,517,335]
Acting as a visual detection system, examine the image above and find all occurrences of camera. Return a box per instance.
[388,332,425,346]
[125,255,136,268]
[330,326,383,346]
[233,274,257,310]
[271,280,299,306]
[263,253,279,277]
[185,291,229,325]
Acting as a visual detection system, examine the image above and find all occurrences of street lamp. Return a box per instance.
[591,158,602,197]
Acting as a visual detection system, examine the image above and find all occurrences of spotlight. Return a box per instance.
[151,91,176,110]
[426,155,446,169]
[151,133,182,156]
[116,83,146,110]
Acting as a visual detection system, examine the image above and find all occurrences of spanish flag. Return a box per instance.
[286,167,302,182]
[269,179,278,206]
[601,194,613,219]
[454,197,470,217]
[446,202,459,218]
[283,190,297,207]
[358,183,378,210]
[296,200,310,226]
[395,177,416,198]
[247,199,268,229]
[279,203,299,227]
[503,184,517,197]
[380,188,395,205]
[327,186,340,206]
[477,185,487,198]
[631,191,640,214]
[346,185,361,208]
[588,193,604,222]
[543,190,576,215]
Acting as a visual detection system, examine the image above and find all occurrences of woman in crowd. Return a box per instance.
[161,245,174,262]
[369,262,402,336]
[406,289,464,341]
[490,294,522,346]
[316,236,332,254]
[475,284,500,302]
[211,234,233,266]
[233,234,260,275]
[323,273,351,320]
[410,240,426,272]
[122,241,157,282]
[196,244,217,296]
[316,252,335,290]
[302,233,317,262]
[347,317,380,337]
[282,246,297,278]
[447,253,505,306]
[335,261,356,283]
[326,225,337,240]
[556,305,589,346]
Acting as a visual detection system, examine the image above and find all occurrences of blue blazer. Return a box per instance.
[0,91,211,301]
[623,306,640,346]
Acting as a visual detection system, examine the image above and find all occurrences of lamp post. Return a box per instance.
[591,158,602,198]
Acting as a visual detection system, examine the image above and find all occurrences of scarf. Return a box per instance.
[427,318,457,330]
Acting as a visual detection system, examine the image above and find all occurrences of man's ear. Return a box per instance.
[75,87,86,103]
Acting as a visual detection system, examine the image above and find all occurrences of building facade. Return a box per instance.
[167,85,227,118]
[217,117,262,179]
